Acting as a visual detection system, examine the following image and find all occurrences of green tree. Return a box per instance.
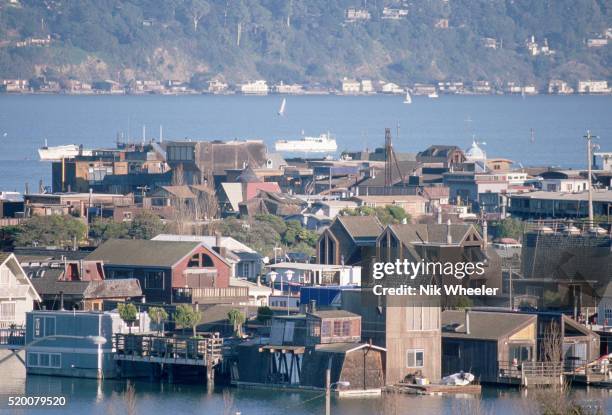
[256,306,273,323]
[118,303,138,334]
[15,215,87,248]
[147,306,168,335]
[494,218,526,241]
[227,309,246,337]
[341,206,410,226]
[128,211,165,240]
[173,304,202,337]
[89,217,130,242]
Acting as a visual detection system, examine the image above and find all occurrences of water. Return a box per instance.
[0,351,609,415]
[0,94,611,192]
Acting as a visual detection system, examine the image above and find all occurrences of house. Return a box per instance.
[471,80,492,94]
[539,170,589,192]
[240,80,268,95]
[86,239,233,304]
[0,253,40,327]
[316,215,383,267]
[342,288,442,384]
[234,308,385,391]
[442,310,537,383]
[345,8,371,22]
[443,172,509,213]
[24,309,150,378]
[341,78,361,94]
[417,145,466,167]
[274,82,304,94]
[381,7,408,20]
[208,79,228,94]
[578,80,609,94]
[152,234,263,280]
[509,190,612,219]
[310,200,359,219]
[238,191,305,217]
[548,80,574,95]
[21,258,142,311]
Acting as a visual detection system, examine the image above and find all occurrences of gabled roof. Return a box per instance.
[387,223,476,246]
[418,145,461,158]
[0,252,42,301]
[158,185,196,199]
[86,239,217,268]
[336,215,383,240]
[442,310,536,340]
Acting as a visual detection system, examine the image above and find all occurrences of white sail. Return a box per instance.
[403,91,412,104]
[278,98,286,116]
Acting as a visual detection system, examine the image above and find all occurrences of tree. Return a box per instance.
[341,206,411,226]
[128,211,165,240]
[256,306,273,323]
[118,303,138,334]
[173,304,202,337]
[227,309,246,337]
[15,215,87,248]
[147,306,168,335]
[89,217,130,242]
[493,217,526,241]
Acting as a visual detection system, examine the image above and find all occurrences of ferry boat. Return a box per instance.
[274,132,338,153]
[38,143,92,161]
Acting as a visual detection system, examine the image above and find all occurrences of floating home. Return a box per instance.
[233,308,385,392]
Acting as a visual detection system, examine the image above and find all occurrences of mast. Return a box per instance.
[584,130,598,229]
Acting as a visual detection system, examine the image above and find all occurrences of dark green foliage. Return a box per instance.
[89,211,165,242]
[15,215,87,248]
[341,206,411,226]
[0,1,608,84]
[492,217,526,241]
[256,306,273,322]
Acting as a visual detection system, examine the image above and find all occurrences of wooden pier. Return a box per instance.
[113,333,223,367]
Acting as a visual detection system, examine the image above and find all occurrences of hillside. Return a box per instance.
[0,0,610,88]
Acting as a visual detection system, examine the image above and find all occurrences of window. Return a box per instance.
[333,320,343,336]
[308,321,321,337]
[406,349,425,368]
[34,317,42,338]
[406,305,440,331]
[0,266,10,284]
[144,271,164,290]
[321,321,331,337]
[202,254,214,267]
[0,302,16,322]
[188,254,200,268]
[27,352,61,368]
[44,317,55,337]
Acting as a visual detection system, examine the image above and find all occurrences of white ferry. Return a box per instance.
[38,143,92,161]
[274,132,338,153]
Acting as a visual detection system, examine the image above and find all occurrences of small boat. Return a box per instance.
[275,132,338,153]
[278,98,286,116]
[441,372,475,386]
[428,91,439,99]
[403,91,412,104]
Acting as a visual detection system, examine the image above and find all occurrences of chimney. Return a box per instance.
[465,309,470,335]
[446,219,452,244]
[437,207,442,224]
[59,291,65,310]
[482,220,488,246]
[215,232,222,248]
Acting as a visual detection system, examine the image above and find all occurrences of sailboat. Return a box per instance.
[278,98,286,116]
[403,91,412,104]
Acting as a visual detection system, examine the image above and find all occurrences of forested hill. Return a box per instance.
[0,0,610,87]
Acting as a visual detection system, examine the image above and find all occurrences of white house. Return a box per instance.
[0,253,40,327]
[240,80,269,95]
[539,170,589,193]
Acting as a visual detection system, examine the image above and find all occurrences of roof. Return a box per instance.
[83,279,142,298]
[353,195,426,204]
[0,252,10,265]
[159,185,196,199]
[418,145,461,158]
[237,166,262,183]
[442,310,536,340]
[307,310,360,319]
[152,234,257,253]
[511,190,612,202]
[388,223,475,246]
[315,342,386,354]
[269,262,359,272]
[221,183,243,211]
[337,215,383,239]
[1,253,42,301]
[86,239,203,267]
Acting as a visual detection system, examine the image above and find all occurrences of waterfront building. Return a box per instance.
[0,253,40,327]
[539,170,589,192]
[508,190,612,219]
[239,80,268,95]
[208,79,228,94]
[548,79,574,94]
[471,80,492,94]
[87,239,235,304]
[442,171,509,213]
[587,38,608,48]
[265,262,361,287]
[417,145,466,168]
[577,80,609,94]
[381,7,408,20]
[274,82,303,94]
[341,78,361,94]
[380,82,403,94]
[442,310,537,384]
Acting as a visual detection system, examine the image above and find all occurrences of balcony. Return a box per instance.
[172,286,249,304]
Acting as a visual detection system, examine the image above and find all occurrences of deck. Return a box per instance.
[113,333,223,367]
[0,327,25,350]
[498,361,564,387]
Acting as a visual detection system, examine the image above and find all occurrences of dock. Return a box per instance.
[384,384,481,396]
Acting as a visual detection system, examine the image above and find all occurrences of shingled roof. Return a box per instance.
[388,223,476,245]
[86,239,203,267]
[442,310,536,340]
[337,215,383,240]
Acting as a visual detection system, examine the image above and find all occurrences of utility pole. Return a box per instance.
[584,130,598,229]
[325,368,331,415]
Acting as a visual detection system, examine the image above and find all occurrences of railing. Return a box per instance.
[172,287,249,303]
[113,333,223,365]
[0,326,26,347]
[522,361,564,378]
[498,361,564,385]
